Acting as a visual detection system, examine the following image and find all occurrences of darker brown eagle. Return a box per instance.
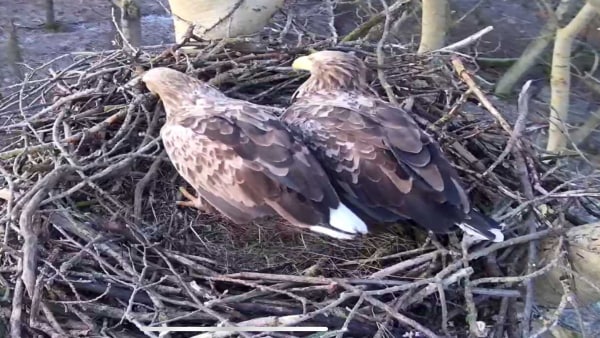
[281,51,504,242]
[141,67,367,239]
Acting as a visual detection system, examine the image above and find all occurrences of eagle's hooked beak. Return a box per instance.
[291,55,313,71]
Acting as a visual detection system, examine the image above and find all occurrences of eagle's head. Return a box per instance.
[291,50,369,97]
[141,67,225,117]
[142,67,188,96]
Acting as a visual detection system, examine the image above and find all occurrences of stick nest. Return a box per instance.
[0,37,598,338]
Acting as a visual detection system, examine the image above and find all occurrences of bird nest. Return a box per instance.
[0,36,598,338]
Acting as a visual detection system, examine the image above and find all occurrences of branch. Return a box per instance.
[547,2,598,152]
[494,0,575,96]
[376,0,398,105]
[572,108,600,145]
[482,80,533,177]
[436,25,494,52]
[341,0,410,42]
[451,56,514,134]
[418,0,450,53]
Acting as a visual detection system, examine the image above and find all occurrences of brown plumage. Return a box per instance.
[282,51,504,242]
[141,67,368,239]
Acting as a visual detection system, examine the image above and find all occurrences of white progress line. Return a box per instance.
[140,326,329,332]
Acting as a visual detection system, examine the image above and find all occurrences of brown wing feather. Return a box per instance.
[371,99,468,211]
[161,105,341,228]
[161,122,271,223]
[282,93,470,232]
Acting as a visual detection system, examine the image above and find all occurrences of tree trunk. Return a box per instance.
[547,2,598,152]
[417,0,449,54]
[6,20,23,80]
[111,0,142,51]
[495,0,575,97]
[494,34,552,97]
[167,0,285,43]
[44,0,57,30]
[572,108,600,145]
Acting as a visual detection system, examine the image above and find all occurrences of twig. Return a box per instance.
[11,89,98,128]
[530,277,571,338]
[481,80,533,177]
[428,89,472,131]
[436,26,494,52]
[370,250,446,279]
[471,252,562,286]
[9,276,24,338]
[336,294,364,338]
[0,105,129,160]
[400,267,473,309]
[340,0,410,42]
[437,282,450,337]
[110,3,140,55]
[376,0,398,105]
[193,291,360,338]
[19,167,67,296]
[353,291,441,337]
[152,248,253,338]
[510,88,539,337]
[134,151,166,218]
[450,56,513,134]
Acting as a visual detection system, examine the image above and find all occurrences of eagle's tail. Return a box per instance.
[456,209,505,242]
[308,202,368,240]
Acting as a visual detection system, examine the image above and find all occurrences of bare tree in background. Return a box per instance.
[547,1,599,152]
[110,0,142,51]
[417,0,449,53]
[5,20,24,80]
[166,0,284,43]
[492,0,600,152]
[44,0,59,30]
[494,0,575,97]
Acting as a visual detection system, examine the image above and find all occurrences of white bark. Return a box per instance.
[547,2,598,152]
[6,20,23,80]
[495,0,574,96]
[167,0,284,43]
[417,0,449,54]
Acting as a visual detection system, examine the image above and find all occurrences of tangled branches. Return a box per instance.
[0,35,598,338]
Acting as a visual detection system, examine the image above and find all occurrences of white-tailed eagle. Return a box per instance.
[281,51,504,242]
[141,67,367,239]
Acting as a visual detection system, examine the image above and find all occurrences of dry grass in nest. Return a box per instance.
[0,33,598,338]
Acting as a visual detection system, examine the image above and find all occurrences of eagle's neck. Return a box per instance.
[294,77,372,100]
[159,81,228,121]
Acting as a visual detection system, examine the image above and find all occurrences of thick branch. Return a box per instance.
[341,0,410,42]
[5,20,23,80]
[417,0,449,54]
[547,2,598,152]
[111,0,142,50]
[572,108,600,145]
[494,0,574,96]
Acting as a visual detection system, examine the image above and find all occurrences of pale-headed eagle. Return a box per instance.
[141,67,367,239]
[281,51,504,242]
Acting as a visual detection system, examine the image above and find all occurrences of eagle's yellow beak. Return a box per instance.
[291,55,313,71]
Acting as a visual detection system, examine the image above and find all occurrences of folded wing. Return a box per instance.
[282,95,482,235]
[161,101,367,238]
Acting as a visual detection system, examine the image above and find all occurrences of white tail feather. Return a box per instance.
[329,203,368,234]
[309,226,357,240]
[457,223,504,242]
